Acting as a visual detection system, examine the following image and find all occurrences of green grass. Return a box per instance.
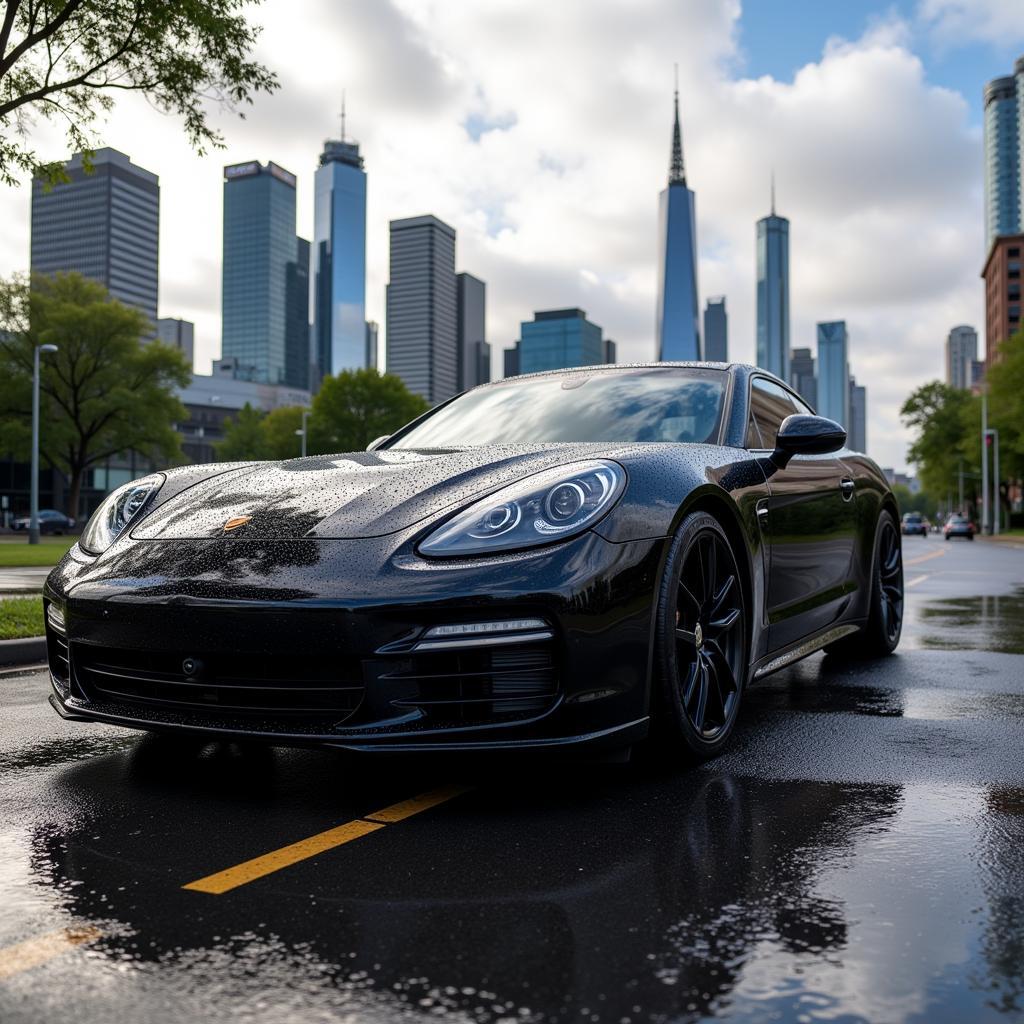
[0,596,45,640]
[0,535,76,567]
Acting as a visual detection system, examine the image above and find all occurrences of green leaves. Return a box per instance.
[0,271,192,515]
[0,0,277,186]
[214,370,431,463]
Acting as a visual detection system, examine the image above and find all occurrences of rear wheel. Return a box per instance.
[827,510,903,658]
[647,511,748,764]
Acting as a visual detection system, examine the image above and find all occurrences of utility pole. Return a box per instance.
[29,343,59,545]
[981,391,989,534]
[993,428,1001,535]
[958,458,964,513]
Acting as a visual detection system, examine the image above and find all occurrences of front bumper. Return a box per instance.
[44,530,663,753]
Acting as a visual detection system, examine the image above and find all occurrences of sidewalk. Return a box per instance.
[0,567,50,595]
[977,533,1024,550]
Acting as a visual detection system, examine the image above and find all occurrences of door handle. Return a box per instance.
[840,478,855,501]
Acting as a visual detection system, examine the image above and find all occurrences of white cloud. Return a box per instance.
[0,0,985,473]
[918,0,1024,48]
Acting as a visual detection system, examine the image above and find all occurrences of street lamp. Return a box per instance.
[294,408,311,457]
[29,343,59,545]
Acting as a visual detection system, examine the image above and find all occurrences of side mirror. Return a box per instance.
[366,435,390,452]
[771,414,846,468]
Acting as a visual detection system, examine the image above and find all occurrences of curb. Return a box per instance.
[0,636,47,667]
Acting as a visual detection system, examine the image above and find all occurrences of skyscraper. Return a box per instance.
[365,321,379,371]
[31,148,159,324]
[982,233,1023,367]
[604,339,618,364]
[157,318,195,369]
[311,137,367,387]
[703,297,728,362]
[848,378,867,454]
[983,67,1021,251]
[816,321,849,429]
[503,344,520,378]
[756,180,790,380]
[456,272,489,390]
[945,325,979,389]
[518,309,604,375]
[656,83,701,361]
[221,160,309,388]
[386,215,458,404]
[789,347,817,409]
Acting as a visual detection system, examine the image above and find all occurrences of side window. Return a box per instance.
[748,378,800,450]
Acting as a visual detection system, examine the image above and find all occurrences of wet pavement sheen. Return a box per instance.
[1,536,1023,1023]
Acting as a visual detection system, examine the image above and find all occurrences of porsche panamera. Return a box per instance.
[44,363,903,762]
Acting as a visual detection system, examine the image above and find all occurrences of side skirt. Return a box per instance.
[751,622,861,680]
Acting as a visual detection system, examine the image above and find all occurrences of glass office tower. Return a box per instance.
[656,88,701,361]
[311,139,367,387]
[703,297,728,362]
[756,186,790,381]
[221,160,308,387]
[789,346,817,410]
[518,309,604,375]
[984,74,1020,251]
[848,378,867,454]
[31,148,159,324]
[816,321,849,430]
[456,272,489,389]
[386,215,458,404]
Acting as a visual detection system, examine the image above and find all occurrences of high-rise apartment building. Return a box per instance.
[848,378,867,454]
[703,297,727,362]
[756,185,790,381]
[983,65,1023,251]
[656,86,701,360]
[221,160,309,388]
[816,321,849,429]
[789,347,817,410]
[945,325,979,389]
[982,233,1023,367]
[456,272,489,390]
[157,318,195,370]
[31,148,159,324]
[518,309,604,376]
[311,139,367,387]
[386,215,458,404]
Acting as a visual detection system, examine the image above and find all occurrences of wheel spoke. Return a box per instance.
[703,537,718,602]
[675,626,698,646]
[709,573,736,618]
[690,662,709,732]
[682,659,700,707]
[706,640,739,703]
[707,606,740,638]
[678,580,701,615]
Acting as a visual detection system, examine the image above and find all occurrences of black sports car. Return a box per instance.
[44,363,904,762]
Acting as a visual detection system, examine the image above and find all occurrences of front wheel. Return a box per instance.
[647,511,748,764]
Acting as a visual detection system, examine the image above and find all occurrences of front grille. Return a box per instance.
[46,626,70,693]
[375,644,558,724]
[73,644,364,721]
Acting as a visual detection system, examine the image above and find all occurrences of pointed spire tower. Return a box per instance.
[756,170,790,380]
[656,68,701,361]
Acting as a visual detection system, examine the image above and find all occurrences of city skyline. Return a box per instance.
[0,0,1014,473]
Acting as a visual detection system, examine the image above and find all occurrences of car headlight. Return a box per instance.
[80,474,164,555]
[419,460,625,557]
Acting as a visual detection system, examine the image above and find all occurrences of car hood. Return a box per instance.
[132,444,636,541]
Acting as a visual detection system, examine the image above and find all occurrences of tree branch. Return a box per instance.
[0,0,22,65]
[0,0,86,79]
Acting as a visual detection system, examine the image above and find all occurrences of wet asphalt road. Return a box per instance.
[1,535,1023,1023]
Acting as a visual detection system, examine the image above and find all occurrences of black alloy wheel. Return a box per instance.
[651,511,748,762]
[876,515,904,647]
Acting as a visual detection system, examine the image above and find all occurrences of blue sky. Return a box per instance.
[738,0,1017,125]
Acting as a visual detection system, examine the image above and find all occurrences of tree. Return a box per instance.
[0,272,191,516]
[0,0,277,186]
[262,405,306,460]
[900,381,978,500]
[215,402,268,461]
[309,369,429,454]
[987,330,1024,484]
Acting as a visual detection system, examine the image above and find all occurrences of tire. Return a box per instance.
[645,511,749,764]
[827,509,903,659]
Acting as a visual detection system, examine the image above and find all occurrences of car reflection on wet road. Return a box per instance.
[1,537,1023,1023]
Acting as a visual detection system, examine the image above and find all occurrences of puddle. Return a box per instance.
[908,588,1024,655]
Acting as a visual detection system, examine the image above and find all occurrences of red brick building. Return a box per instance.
[982,233,1024,367]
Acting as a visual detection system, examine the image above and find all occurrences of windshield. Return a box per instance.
[389,368,727,448]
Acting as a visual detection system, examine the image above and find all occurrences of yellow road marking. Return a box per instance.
[183,785,470,895]
[904,547,947,568]
[906,574,930,588]
[0,927,101,981]
[363,784,472,823]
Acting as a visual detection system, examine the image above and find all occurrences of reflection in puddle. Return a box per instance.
[19,755,1024,1022]
[911,588,1024,655]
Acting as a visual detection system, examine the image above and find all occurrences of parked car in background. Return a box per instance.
[943,515,975,541]
[11,509,76,534]
[901,512,928,537]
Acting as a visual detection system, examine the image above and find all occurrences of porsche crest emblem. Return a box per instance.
[223,515,252,532]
